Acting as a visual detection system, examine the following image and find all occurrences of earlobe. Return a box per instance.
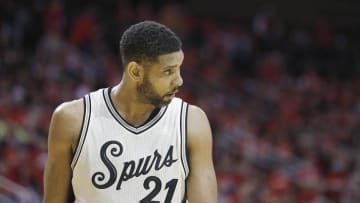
[127,62,144,81]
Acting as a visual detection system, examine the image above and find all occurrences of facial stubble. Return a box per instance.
[136,76,172,107]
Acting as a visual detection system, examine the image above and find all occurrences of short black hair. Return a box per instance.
[120,21,182,67]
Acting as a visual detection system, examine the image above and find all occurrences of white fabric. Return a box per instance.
[71,88,189,203]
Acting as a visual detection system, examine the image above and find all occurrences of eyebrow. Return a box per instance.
[161,65,179,69]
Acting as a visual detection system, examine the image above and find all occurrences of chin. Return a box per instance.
[155,99,172,107]
[147,95,174,107]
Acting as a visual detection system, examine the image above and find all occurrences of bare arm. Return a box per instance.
[43,100,83,203]
[186,105,218,203]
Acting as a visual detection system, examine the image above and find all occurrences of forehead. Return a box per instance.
[147,50,184,70]
[157,50,184,65]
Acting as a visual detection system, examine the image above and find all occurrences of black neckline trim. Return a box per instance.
[103,87,168,134]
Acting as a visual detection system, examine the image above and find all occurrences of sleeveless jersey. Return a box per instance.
[71,88,189,203]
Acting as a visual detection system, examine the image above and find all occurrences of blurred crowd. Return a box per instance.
[1,0,360,202]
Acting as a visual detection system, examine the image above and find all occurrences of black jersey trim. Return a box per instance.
[180,101,190,178]
[182,103,190,202]
[184,103,190,177]
[180,102,186,176]
[102,87,168,134]
[71,97,85,158]
[71,94,91,170]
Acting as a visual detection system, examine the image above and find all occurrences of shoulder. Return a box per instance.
[52,99,84,127]
[186,105,213,150]
[49,99,84,150]
[187,104,209,126]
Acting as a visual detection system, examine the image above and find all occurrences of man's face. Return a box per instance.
[136,50,184,107]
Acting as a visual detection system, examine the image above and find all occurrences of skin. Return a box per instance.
[43,50,218,203]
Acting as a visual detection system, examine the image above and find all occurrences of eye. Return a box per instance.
[164,69,173,75]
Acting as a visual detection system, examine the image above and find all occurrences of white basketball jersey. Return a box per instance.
[71,88,189,203]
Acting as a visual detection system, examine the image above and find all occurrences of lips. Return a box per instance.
[165,90,178,97]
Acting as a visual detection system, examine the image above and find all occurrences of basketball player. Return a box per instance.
[43,21,217,203]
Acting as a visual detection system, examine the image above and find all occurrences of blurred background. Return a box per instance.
[1,0,360,202]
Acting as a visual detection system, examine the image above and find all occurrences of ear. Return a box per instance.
[127,62,145,82]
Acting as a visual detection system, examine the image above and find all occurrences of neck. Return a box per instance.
[110,82,157,127]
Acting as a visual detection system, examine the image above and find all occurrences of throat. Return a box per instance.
[144,107,161,124]
[109,85,162,127]
[123,107,161,127]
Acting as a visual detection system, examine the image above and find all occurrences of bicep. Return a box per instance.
[43,105,80,203]
[186,105,217,203]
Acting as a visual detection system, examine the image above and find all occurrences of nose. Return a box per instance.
[173,71,183,87]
